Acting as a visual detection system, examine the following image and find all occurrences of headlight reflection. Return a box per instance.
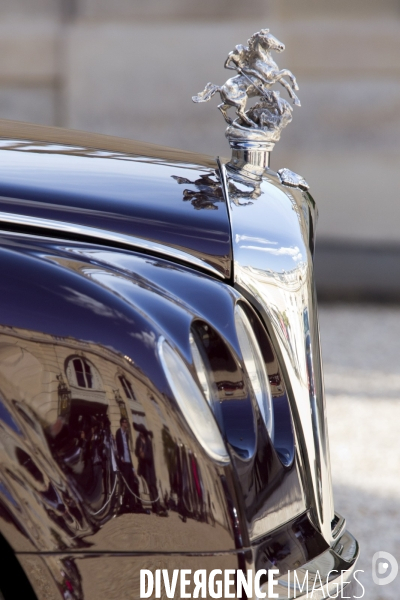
[234,304,274,441]
[158,337,230,465]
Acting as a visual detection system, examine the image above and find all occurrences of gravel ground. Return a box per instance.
[319,305,400,599]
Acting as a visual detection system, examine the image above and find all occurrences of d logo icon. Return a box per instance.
[372,551,398,586]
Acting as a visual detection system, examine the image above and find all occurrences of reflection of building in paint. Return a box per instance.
[119,375,147,430]
[0,326,157,468]
[65,356,109,435]
[0,326,230,534]
[0,328,130,434]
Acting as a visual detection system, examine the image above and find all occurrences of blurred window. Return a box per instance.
[119,376,135,400]
[73,358,93,388]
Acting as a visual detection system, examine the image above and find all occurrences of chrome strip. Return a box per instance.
[332,513,346,540]
[220,160,334,543]
[0,211,224,279]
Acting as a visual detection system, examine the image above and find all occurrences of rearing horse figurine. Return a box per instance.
[193,29,300,128]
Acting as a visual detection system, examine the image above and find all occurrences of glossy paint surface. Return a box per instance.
[221,160,334,543]
[0,232,305,560]
[15,518,358,600]
[0,233,239,556]
[0,139,231,278]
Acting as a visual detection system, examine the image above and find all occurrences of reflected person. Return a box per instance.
[135,426,167,516]
[116,418,147,514]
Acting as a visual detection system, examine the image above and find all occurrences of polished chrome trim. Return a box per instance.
[0,211,224,279]
[158,335,230,465]
[230,145,271,170]
[331,513,346,540]
[220,160,334,543]
[268,530,359,599]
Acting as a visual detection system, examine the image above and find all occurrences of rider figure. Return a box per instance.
[224,44,269,90]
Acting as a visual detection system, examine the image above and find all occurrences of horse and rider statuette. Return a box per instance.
[193,29,300,151]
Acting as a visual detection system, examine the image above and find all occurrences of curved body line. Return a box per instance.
[0,211,224,279]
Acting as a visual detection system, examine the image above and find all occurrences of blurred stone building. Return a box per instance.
[1,0,400,298]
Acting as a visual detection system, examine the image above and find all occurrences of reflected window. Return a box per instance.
[119,376,135,401]
[66,356,103,391]
[73,358,93,388]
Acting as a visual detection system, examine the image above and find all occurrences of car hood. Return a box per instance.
[0,120,232,279]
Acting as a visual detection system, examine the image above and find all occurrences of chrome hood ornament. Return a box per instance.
[193,29,300,161]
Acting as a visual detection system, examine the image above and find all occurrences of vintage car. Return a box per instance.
[0,29,359,600]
